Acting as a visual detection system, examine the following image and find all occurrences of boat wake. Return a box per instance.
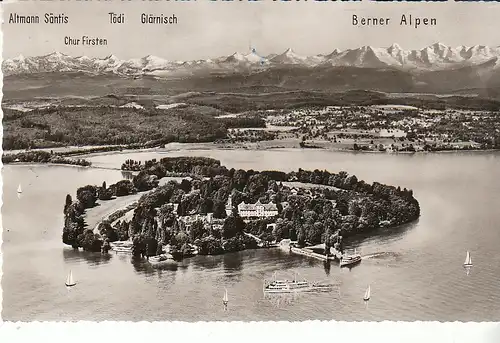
[362,251,401,260]
[265,292,301,308]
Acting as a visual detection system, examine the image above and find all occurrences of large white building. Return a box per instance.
[237,200,279,218]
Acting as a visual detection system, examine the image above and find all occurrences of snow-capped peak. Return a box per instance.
[4,43,500,76]
[143,54,167,62]
[45,51,67,58]
[222,51,266,65]
[228,52,245,61]
[271,48,307,64]
[388,43,402,52]
[103,54,119,61]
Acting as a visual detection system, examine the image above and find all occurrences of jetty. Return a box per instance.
[244,232,262,243]
[109,240,133,253]
[281,240,343,261]
[244,232,279,248]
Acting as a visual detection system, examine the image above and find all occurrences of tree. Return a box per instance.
[77,229,103,252]
[213,200,227,219]
[189,220,205,242]
[156,243,164,256]
[115,221,130,241]
[62,221,81,249]
[223,214,245,239]
[133,171,158,191]
[336,198,349,216]
[114,180,135,196]
[76,185,98,209]
[99,181,113,201]
[98,221,119,242]
[297,227,306,247]
[197,236,224,255]
[132,234,146,257]
[180,179,192,193]
[273,219,290,241]
[64,194,73,213]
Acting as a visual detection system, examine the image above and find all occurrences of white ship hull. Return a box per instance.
[340,255,362,267]
[148,254,173,263]
[263,274,333,294]
[264,286,333,294]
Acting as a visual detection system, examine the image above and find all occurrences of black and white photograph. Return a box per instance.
[2,0,500,326]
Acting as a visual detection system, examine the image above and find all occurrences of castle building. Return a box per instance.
[237,200,279,218]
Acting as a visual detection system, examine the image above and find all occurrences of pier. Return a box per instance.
[284,242,343,262]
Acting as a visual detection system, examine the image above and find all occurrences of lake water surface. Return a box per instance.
[3,149,500,321]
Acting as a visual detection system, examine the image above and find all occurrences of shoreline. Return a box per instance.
[4,142,499,160]
[86,187,418,261]
[4,145,499,174]
[74,179,420,261]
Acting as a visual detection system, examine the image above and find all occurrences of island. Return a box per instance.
[62,156,420,261]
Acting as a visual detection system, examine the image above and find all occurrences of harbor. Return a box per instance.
[281,239,358,266]
[289,245,341,262]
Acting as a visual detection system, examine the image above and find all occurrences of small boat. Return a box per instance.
[110,241,133,253]
[113,246,133,253]
[65,270,76,287]
[223,288,228,306]
[463,251,473,267]
[17,184,22,194]
[340,249,362,267]
[363,285,371,301]
[148,253,173,264]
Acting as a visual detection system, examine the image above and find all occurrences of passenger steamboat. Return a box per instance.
[263,272,333,294]
[339,249,362,267]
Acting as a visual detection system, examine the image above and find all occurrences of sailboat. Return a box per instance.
[17,184,22,194]
[65,270,76,287]
[223,288,228,309]
[363,285,371,301]
[223,288,228,304]
[463,251,473,267]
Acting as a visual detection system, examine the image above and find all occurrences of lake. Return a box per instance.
[2,148,500,321]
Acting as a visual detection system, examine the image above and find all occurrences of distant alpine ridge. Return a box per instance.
[3,43,500,76]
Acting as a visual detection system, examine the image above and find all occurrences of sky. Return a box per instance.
[2,1,500,60]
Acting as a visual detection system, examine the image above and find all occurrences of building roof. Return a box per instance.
[238,200,278,211]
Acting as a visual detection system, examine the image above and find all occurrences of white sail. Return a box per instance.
[223,288,228,303]
[65,270,76,287]
[464,251,472,265]
[17,184,22,193]
[364,285,371,301]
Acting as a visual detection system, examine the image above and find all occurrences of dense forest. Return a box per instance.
[2,104,268,150]
[62,157,420,259]
[5,87,500,151]
[2,150,91,166]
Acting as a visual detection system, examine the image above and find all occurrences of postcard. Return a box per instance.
[1,0,500,339]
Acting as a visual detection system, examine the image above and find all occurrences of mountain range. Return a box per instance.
[4,43,500,77]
